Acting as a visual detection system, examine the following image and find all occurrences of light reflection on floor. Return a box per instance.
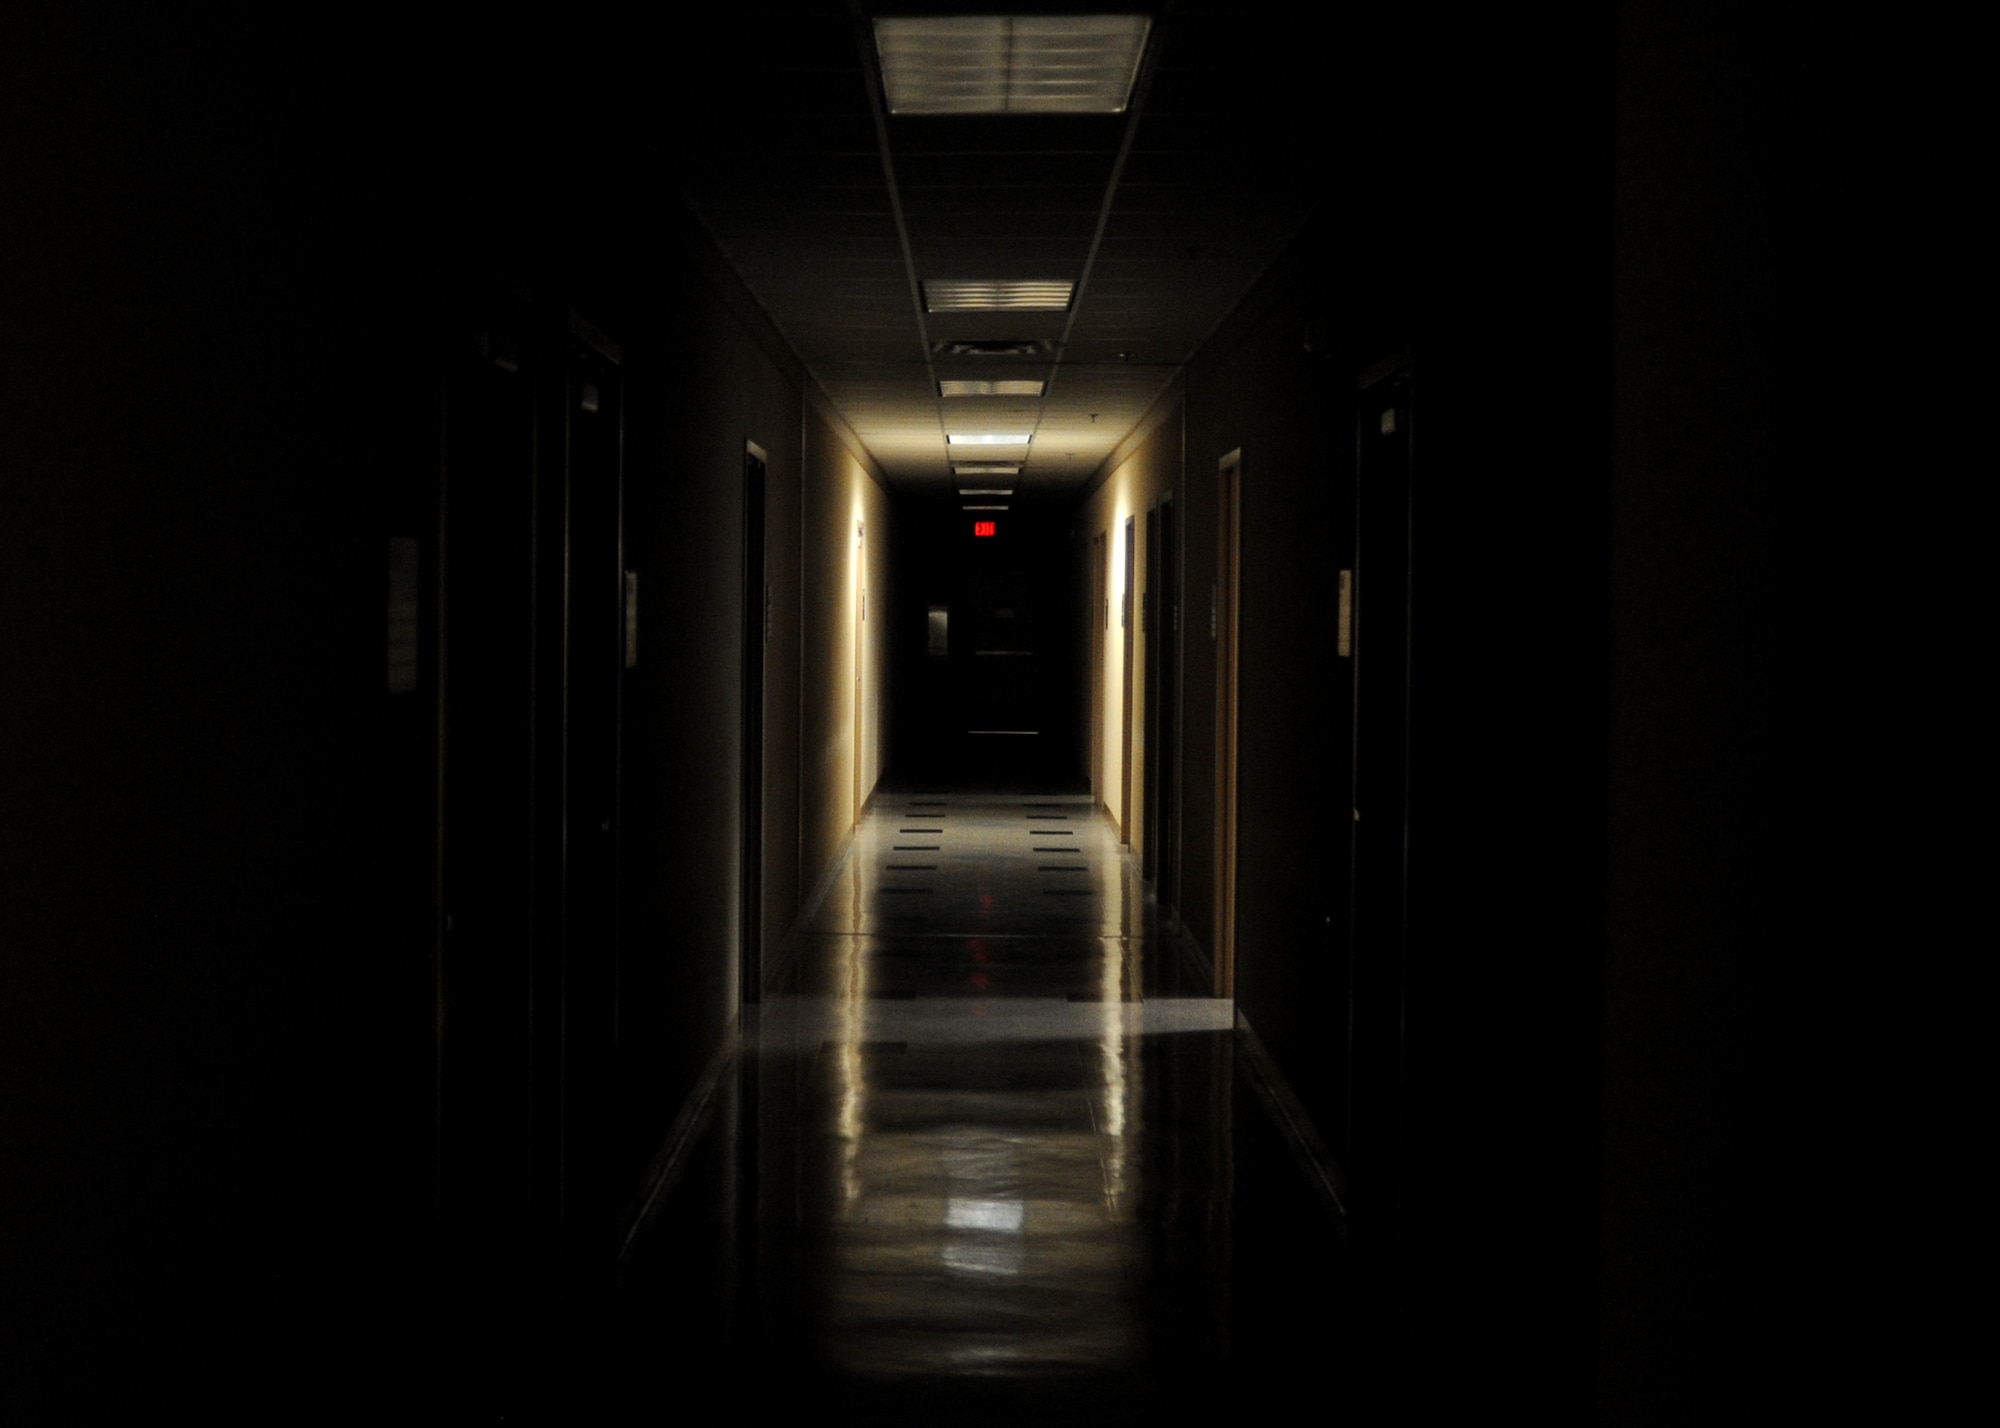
[617,787,1342,1419]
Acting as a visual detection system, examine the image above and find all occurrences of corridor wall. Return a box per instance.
[801,397,894,889]
[0,16,895,1412]
[1076,419,1181,845]
[1073,236,1348,1136]
[1065,2,1785,1415]
[609,203,807,1159]
[3,12,440,1408]
[1178,248,1350,1116]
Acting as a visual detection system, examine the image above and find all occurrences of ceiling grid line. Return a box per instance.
[1043,0,1176,421]
[848,1,945,445]
[662,3,1321,498]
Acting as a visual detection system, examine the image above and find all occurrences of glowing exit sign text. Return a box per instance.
[973,520,997,538]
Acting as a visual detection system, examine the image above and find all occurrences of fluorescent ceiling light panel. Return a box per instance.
[925,282,1072,314]
[958,488,1015,496]
[953,464,1020,476]
[939,378,1048,397]
[963,504,1011,511]
[947,433,1032,445]
[875,15,1151,115]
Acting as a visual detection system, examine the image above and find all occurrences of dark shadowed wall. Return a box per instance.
[1,11,893,1413]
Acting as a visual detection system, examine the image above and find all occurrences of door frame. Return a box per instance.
[851,516,865,825]
[1214,450,1242,997]
[741,441,768,1004]
[1143,494,1179,903]
[1120,514,1137,843]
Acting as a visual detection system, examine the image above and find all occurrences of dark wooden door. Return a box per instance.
[1348,361,1414,1246]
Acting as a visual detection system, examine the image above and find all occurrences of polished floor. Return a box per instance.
[615,784,1346,1422]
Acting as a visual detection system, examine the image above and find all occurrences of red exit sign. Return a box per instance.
[973,520,997,538]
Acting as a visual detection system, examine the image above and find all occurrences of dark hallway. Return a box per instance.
[613,786,1340,1422]
[5,2,1788,1421]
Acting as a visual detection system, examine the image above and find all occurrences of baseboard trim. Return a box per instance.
[617,806,874,1261]
[1235,1009,1348,1221]
[762,810,865,995]
[615,1022,741,1267]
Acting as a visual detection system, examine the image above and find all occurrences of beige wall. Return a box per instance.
[860,467,892,807]
[1076,423,1179,848]
[759,430,803,976]
[800,399,893,897]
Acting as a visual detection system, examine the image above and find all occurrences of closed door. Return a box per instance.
[1143,497,1179,903]
[742,445,767,1001]
[437,293,540,1335]
[1348,363,1413,1242]
[553,325,625,1295]
[1214,452,1241,996]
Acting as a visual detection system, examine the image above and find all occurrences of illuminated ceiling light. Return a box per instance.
[947,433,1031,445]
[953,465,1020,477]
[963,504,1010,511]
[956,488,1015,497]
[876,15,1151,115]
[938,378,1048,398]
[924,282,1073,314]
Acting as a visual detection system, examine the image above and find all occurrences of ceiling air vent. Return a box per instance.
[939,379,1046,398]
[933,339,1052,359]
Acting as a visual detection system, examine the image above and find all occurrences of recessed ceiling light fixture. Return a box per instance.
[947,433,1032,446]
[958,488,1015,497]
[963,504,1010,511]
[875,15,1151,115]
[924,281,1073,314]
[954,464,1020,476]
[939,379,1048,398]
